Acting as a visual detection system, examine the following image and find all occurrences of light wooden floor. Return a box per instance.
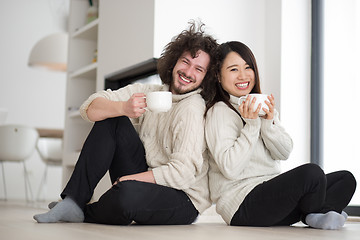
[1,201,360,240]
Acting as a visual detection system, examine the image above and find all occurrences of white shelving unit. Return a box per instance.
[62,0,157,199]
[62,0,99,186]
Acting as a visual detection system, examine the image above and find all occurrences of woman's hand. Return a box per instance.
[122,93,147,118]
[239,95,261,119]
[262,94,275,120]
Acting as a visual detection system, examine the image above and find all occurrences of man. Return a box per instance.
[33,21,218,225]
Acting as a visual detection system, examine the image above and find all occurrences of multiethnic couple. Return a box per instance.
[34,21,356,230]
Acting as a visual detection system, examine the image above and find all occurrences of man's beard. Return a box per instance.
[170,81,202,95]
[170,70,201,94]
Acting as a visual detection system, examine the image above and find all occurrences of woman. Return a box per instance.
[202,41,356,230]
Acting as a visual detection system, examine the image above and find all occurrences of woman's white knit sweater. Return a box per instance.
[79,83,211,213]
[205,95,293,224]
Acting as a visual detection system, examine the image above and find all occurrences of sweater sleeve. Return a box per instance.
[79,83,161,122]
[205,102,261,180]
[260,110,293,160]
[151,96,206,190]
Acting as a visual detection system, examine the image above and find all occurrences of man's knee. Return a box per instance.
[111,181,148,211]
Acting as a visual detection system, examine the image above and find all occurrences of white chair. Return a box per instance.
[0,124,39,201]
[36,137,63,201]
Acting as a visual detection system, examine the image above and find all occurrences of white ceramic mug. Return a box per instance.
[238,94,269,116]
[146,91,172,112]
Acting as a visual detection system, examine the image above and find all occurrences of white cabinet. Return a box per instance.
[63,0,98,186]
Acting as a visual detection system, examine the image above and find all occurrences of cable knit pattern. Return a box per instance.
[79,83,211,213]
[205,95,293,224]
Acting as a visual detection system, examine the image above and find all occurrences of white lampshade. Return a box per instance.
[28,32,68,72]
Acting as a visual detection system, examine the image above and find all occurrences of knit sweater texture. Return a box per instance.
[80,83,211,213]
[205,95,293,224]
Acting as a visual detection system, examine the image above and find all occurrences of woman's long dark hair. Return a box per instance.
[202,41,262,117]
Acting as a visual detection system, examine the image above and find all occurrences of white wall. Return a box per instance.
[0,0,66,200]
[154,0,269,91]
[98,0,156,90]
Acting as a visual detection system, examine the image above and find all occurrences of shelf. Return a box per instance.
[72,18,99,40]
[70,62,97,79]
[63,0,99,189]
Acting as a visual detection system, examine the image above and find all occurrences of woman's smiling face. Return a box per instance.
[219,51,255,97]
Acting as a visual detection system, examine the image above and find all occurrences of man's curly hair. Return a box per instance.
[157,20,218,92]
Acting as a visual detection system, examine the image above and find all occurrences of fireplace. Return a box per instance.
[104,58,161,90]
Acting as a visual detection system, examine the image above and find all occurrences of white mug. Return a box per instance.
[146,91,172,112]
[238,93,269,116]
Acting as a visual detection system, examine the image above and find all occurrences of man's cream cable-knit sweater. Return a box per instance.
[79,83,211,213]
[205,95,293,224]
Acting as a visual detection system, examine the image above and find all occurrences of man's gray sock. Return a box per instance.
[48,201,58,209]
[305,211,346,230]
[33,197,84,223]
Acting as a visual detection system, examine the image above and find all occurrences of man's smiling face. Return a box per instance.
[170,50,210,94]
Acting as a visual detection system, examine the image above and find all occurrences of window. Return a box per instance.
[323,0,360,206]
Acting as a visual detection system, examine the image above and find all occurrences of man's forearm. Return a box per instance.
[87,97,124,122]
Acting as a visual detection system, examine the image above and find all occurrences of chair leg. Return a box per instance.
[22,162,33,202]
[1,162,7,201]
[36,165,48,201]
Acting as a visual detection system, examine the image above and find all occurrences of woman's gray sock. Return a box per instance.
[341,211,348,220]
[33,197,84,223]
[305,211,346,230]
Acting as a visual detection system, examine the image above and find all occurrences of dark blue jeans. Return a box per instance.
[230,163,356,226]
[61,116,198,225]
